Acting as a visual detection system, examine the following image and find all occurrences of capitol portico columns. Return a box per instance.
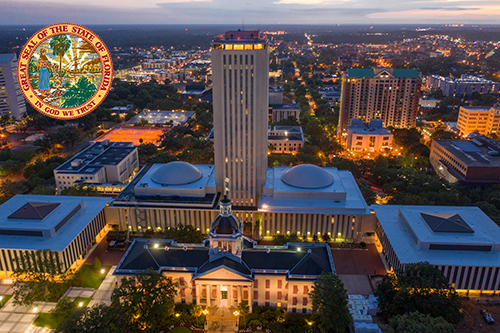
[216,285,221,307]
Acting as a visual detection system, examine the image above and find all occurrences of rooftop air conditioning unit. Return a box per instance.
[71,159,83,167]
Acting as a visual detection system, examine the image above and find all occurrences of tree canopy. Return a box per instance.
[388,311,456,333]
[375,262,462,324]
[56,303,123,333]
[11,249,71,306]
[60,184,100,196]
[309,272,351,333]
[110,269,178,332]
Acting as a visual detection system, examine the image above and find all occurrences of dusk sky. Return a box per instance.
[1,0,500,25]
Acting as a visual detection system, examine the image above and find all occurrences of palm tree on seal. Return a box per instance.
[49,35,71,78]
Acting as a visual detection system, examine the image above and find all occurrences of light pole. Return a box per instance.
[233,310,240,331]
[203,309,209,332]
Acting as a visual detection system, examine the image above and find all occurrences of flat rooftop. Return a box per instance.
[260,167,370,215]
[135,163,216,192]
[431,74,499,84]
[348,126,391,136]
[373,205,500,267]
[128,111,195,126]
[433,138,500,167]
[112,165,219,208]
[460,106,491,111]
[268,134,303,141]
[94,126,164,146]
[269,104,300,110]
[55,141,135,174]
[0,195,110,251]
[0,53,16,63]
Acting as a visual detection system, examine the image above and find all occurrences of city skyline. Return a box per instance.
[1,0,500,25]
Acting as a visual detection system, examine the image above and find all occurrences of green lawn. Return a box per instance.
[0,295,12,308]
[72,264,111,289]
[33,313,57,329]
[73,297,92,308]
[168,327,193,333]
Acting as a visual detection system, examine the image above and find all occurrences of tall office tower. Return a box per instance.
[0,53,27,120]
[212,31,269,207]
[338,67,421,135]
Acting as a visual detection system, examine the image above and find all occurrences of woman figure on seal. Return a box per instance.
[38,48,51,92]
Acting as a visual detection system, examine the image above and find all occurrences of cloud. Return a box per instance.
[420,6,480,11]
[0,0,499,24]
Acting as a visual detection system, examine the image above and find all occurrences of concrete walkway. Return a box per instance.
[0,298,56,333]
[208,306,238,333]
[0,283,14,296]
[88,266,117,307]
[63,287,95,299]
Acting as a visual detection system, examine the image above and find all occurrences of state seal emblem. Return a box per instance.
[17,23,113,119]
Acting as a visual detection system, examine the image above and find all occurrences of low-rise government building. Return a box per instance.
[430,137,500,183]
[374,205,500,294]
[54,141,139,194]
[0,195,111,276]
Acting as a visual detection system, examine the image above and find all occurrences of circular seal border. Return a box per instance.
[17,23,113,120]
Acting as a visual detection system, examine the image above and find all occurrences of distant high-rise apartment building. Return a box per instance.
[338,67,421,135]
[457,105,500,136]
[212,31,269,207]
[428,74,500,98]
[0,53,27,120]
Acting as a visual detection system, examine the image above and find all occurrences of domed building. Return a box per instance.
[150,161,203,186]
[108,160,371,243]
[115,195,335,313]
[259,165,371,239]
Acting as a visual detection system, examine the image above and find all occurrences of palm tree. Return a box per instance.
[190,305,203,326]
[236,302,249,328]
[49,35,71,78]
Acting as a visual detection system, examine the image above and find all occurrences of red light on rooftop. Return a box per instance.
[237,37,240,40]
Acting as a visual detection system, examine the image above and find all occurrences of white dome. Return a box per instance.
[151,161,203,185]
[281,164,334,189]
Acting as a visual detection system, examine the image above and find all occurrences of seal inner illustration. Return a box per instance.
[29,34,101,108]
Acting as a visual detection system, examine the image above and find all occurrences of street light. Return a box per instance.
[233,310,240,330]
[203,309,209,331]
[101,269,105,274]
[0,295,3,307]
